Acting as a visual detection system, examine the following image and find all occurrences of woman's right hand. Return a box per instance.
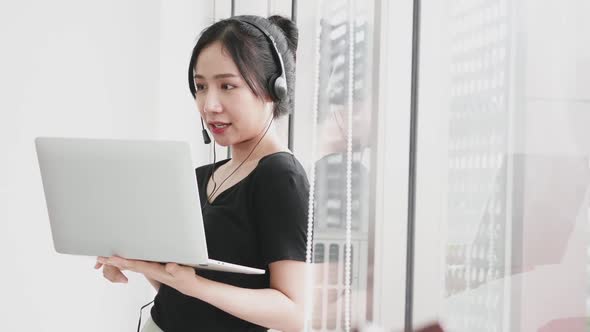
[94,258,129,283]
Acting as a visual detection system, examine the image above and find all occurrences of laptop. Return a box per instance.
[34,136,265,275]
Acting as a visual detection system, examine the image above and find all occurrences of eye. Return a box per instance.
[222,83,236,90]
[195,83,206,91]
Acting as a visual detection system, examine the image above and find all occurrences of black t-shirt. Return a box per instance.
[150,152,310,331]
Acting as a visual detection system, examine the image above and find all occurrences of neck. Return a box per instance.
[228,122,285,165]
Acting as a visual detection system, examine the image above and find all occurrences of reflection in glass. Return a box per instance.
[418,0,590,331]
[444,1,511,330]
[304,0,376,330]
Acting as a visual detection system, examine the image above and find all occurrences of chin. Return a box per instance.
[213,140,229,147]
[211,136,232,147]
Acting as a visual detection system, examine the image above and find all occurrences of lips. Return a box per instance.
[208,121,231,134]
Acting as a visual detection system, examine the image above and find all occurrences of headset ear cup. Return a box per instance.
[273,75,287,101]
[267,74,278,101]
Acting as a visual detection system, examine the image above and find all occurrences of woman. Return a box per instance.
[94,15,309,332]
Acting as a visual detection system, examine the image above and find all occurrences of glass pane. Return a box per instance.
[415,0,590,331]
[294,0,378,330]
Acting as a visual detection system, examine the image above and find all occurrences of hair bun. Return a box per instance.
[268,15,298,55]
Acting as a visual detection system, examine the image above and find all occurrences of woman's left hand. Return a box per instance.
[97,256,199,296]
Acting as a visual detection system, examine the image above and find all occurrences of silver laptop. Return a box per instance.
[34,137,265,275]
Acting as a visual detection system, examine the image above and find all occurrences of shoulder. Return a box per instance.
[195,163,211,181]
[195,163,211,175]
[254,152,307,179]
[250,152,310,207]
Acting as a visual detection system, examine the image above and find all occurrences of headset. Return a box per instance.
[196,17,288,145]
[239,18,288,102]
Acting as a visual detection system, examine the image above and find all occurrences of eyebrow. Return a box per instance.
[193,73,239,80]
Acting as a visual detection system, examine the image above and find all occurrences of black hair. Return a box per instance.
[188,15,298,118]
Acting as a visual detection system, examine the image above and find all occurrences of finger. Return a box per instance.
[94,261,103,269]
[98,256,124,269]
[108,256,136,271]
[115,272,129,283]
[103,265,129,283]
[103,265,116,280]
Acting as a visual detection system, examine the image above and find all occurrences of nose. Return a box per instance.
[202,89,222,114]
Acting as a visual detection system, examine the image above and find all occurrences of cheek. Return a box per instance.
[246,115,268,136]
[230,113,258,135]
[194,98,202,113]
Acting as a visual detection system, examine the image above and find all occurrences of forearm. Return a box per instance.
[145,276,161,291]
[190,276,303,332]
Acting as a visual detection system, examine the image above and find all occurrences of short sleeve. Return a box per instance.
[251,155,310,266]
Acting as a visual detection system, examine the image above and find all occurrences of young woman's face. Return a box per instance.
[193,41,272,147]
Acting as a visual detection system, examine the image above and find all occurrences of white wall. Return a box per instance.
[156,0,214,164]
[0,1,162,331]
